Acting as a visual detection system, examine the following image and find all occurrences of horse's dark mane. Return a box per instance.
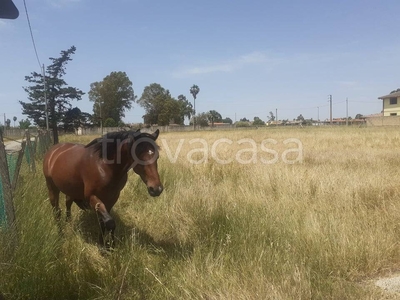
[85,130,157,159]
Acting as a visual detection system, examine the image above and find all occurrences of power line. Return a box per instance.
[278,103,329,111]
[23,0,41,68]
[349,100,380,104]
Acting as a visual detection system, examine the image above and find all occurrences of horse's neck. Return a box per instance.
[106,150,134,176]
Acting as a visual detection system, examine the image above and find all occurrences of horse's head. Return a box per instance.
[131,129,163,197]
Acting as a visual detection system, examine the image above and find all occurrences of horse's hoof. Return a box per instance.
[104,219,116,231]
[99,243,115,255]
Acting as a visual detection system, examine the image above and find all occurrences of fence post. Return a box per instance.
[11,141,26,192]
[25,130,36,172]
[0,131,17,234]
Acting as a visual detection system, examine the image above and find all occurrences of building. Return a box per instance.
[378,91,400,116]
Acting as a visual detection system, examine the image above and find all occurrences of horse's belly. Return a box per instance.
[51,172,85,199]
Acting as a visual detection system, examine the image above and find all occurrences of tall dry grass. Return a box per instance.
[1,126,399,299]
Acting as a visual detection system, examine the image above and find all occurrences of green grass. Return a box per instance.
[1,127,400,299]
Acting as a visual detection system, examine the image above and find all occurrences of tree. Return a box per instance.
[63,107,92,132]
[5,119,11,129]
[192,112,209,127]
[89,71,135,126]
[390,88,400,94]
[222,117,233,124]
[104,118,117,127]
[20,46,84,144]
[19,119,31,129]
[190,84,200,129]
[177,94,193,124]
[240,117,249,122]
[139,83,171,125]
[355,114,364,119]
[139,83,189,126]
[296,114,305,122]
[158,98,182,125]
[208,110,222,127]
[253,116,265,126]
[267,111,275,122]
[13,116,17,127]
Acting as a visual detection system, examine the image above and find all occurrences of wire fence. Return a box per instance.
[0,130,52,227]
[0,154,18,225]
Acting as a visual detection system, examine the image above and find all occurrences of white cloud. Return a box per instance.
[172,51,274,78]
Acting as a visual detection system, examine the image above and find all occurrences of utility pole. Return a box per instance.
[43,64,49,130]
[275,108,278,123]
[329,95,332,125]
[99,100,103,136]
[317,106,320,124]
[346,97,348,126]
[193,99,196,131]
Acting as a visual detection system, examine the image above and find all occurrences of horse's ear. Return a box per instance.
[152,129,160,140]
[135,128,141,133]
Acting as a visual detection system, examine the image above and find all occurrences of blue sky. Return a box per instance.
[1,0,400,125]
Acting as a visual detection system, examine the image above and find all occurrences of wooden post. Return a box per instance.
[11,141,26,192]
[0,131,16,231]
[33,134,38,156]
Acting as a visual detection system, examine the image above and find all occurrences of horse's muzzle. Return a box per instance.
[148,185,163,197]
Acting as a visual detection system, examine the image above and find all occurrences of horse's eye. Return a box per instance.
[148,150,154,155]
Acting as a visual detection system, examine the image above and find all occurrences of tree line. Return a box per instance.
[18,46,238,143]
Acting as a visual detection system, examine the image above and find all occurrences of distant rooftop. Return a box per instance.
[364,112,383,118]
[378,91,400,99]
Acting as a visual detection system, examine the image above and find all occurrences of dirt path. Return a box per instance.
[375,274,400,295]
[4,140,23,153]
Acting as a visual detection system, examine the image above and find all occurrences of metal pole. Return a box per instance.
[329,95,332,125]
[43,64,49,130]
[276,108,278,123]
[193,98,196,131]
[99,101,103,135]
[346,97,348,126]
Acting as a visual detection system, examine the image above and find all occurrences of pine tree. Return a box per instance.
[20,46,84,144]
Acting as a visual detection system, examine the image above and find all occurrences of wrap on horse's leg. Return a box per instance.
[90,196,115,248]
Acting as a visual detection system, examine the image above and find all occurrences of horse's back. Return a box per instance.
[43,143,88,197]
[43,143,85,177]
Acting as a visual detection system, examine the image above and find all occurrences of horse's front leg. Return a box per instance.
[88,195,116,249]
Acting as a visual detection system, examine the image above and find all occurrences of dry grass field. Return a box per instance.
[1,126,400,299]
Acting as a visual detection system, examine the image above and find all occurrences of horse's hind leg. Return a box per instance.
[66,197,88,221]
[66,195,73,221]
[46,178,61,220]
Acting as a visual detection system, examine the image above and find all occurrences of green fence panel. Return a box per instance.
[0,153,18,226]
[24,141,36,165]
[0,177,4,226]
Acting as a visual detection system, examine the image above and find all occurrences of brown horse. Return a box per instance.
[43,129,163,247]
